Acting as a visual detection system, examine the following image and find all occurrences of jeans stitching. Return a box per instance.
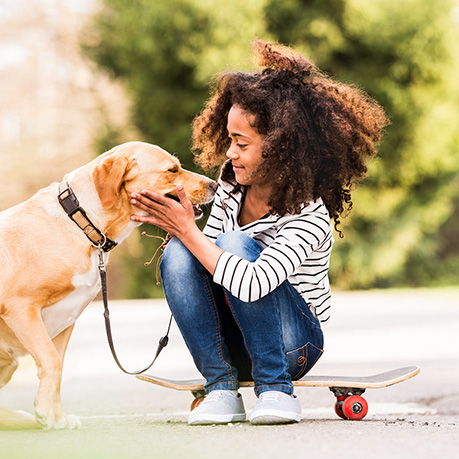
[257,384,293,395]
[292,345,307,380]
[287,342,324,380]
[296,301,322,331]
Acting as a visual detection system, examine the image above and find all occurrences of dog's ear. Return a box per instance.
[93,155,131,209]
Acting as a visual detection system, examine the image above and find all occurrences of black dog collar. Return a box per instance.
[58,183,117,252]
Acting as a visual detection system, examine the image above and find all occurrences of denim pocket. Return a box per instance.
[286,342,324,380]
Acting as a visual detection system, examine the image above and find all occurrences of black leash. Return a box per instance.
[58,182,171,374]
[98,247,172,375]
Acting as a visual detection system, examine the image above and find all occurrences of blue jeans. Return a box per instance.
[159,231,324,396]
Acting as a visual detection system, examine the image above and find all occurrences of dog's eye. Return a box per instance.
[168,167,179,173]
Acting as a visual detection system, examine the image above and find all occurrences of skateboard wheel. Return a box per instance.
[190,396,205,411]
[334,396,347,420]
[341,395,368,420]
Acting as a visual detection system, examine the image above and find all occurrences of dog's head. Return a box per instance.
[91,142,216,218]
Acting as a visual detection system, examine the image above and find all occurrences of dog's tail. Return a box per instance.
[0,408,39,430]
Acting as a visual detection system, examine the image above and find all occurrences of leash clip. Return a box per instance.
[97,245,106,272]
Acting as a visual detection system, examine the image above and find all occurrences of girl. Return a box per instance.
[130,40,388,425]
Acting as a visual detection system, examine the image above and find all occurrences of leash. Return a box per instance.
[98,246,172,375]
[142,232,172,285]
[58,182,172,374]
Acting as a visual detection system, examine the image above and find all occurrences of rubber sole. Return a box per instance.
[249,410,301,425]
[188,413,246,425]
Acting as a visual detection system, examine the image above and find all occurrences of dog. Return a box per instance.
[0,141,216,430]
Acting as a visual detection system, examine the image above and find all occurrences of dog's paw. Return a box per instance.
[36,409,81,430]
[35,407,55,430]
[53,414,81,430]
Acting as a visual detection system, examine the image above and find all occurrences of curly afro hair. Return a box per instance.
[192,40,389,236]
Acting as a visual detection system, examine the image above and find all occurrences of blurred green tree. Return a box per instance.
[84,0,459,295]
[83,0,268,297]
[265,0,459,288]
[84,0,268,168]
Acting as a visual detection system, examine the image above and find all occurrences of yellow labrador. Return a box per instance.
[0,141,216,429]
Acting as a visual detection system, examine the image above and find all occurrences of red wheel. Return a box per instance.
[334,396,347,419]
[190,396,205,411]
[341,395,368,420]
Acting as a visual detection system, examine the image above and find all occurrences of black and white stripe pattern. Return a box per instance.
[204,179,334,325]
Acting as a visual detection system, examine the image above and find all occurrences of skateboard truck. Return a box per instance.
[191,389,206,400]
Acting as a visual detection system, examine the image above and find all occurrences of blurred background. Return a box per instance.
[1,0,458,299]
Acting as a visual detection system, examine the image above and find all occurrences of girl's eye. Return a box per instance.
[227,137,247,149]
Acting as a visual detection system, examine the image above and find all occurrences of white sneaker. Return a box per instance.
[188,390,246,425]
[249,391,302,425]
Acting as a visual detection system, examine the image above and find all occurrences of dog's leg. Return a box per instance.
[50,324,80,429]
[1,306,65,430]
[0,357,19,390]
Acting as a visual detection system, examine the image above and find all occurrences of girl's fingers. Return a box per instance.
[131,193,165,213]
[130,197,152,213]
[130,187,195,235]
[140,189,168,205]
[176,183,186,202]
[176,183,193,212]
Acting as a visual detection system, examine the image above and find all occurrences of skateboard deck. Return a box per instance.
[137,366,420,420]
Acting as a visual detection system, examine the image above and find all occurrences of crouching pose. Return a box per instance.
[130,40,388,425]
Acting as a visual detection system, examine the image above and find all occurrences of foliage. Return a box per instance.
[84,0,268,167]
[84,0,459,295]
[83,0,269,297]
[265,0,459,288]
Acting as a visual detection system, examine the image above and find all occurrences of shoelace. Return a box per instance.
[202,391,226,404]
[259,392,282,403]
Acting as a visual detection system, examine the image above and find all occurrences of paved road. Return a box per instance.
[1,289,458,458]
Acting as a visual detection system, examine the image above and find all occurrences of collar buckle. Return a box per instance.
[58,185,80,216]
[58,182,117,252]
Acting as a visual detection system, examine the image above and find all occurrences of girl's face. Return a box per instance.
[226,105,266,187]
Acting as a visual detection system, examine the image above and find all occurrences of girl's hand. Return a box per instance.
[131,183,223,275]
[130,183,196,237]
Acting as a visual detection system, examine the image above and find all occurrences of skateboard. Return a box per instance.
[137,365,420,420]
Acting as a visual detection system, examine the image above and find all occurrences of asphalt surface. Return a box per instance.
[1,288,458,459]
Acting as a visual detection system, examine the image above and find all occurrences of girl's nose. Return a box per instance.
[226,144,238,160]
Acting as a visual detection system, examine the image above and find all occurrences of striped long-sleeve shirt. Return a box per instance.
[203,179,334,325]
